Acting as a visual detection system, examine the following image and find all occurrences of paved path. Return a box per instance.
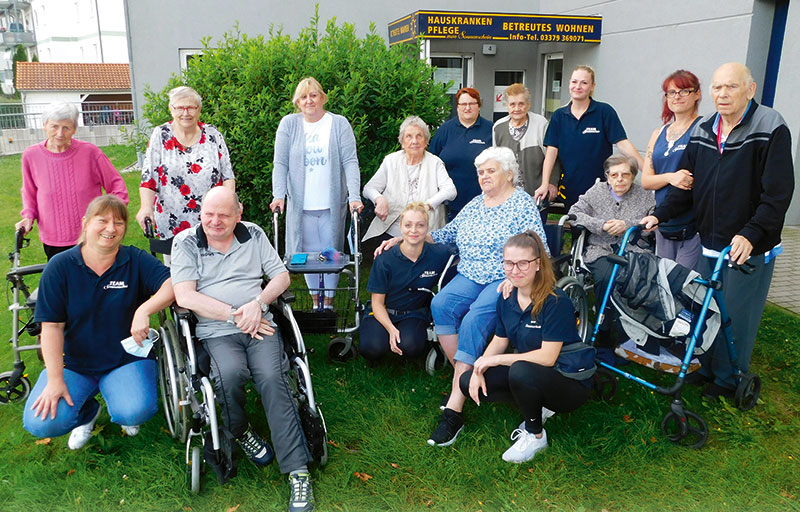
[768,226,800,315]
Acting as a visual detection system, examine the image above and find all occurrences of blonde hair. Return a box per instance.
[292,77,328,111]
[503,83,531,104]
[400,201,430,224]
[573,65,596,84]
[79,195,129,243]
[504,231,556,317]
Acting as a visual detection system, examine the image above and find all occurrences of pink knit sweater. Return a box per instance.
[20,139,129,246]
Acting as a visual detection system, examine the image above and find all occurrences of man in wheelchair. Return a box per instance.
[171,187,315,512]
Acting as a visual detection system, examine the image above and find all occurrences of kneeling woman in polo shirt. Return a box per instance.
[360,202,452,361]
[23,195,174,450]
[461,231,590,463]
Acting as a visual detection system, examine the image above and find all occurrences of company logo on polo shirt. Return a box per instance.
[419,270,439,278]
[524,321,541,329]
[199,250,216,258]
[582,127,600,135]
[469,138,487,145]
[104,280,128,290]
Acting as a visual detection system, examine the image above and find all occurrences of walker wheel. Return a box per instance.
[735,373,761,411]
[425,345,447,376]
[660,409,708,449]
[328,337,356,362]
[0,371,31,404]
[190,445,201,494]
[591,367,618,402]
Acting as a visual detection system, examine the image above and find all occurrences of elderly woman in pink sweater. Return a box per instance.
[15,102,129,260]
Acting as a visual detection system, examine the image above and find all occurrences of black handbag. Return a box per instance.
[554,342,597,380]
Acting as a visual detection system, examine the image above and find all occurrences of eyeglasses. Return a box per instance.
[664,88,697,98]
[503,258,539,271]
[457,101,478,108]
[171,105,199,113]
[606,171,633,181]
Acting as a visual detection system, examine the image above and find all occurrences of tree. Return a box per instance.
[11,44,28,96]
[140,10,450,230]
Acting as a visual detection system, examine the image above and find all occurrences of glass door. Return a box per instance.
[431,55,472,119]
[542,53,563,120]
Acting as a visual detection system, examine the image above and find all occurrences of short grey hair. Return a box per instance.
[41,102,79,127]
[168,86,203,109]
[397,115,430,145]
[474,146,520,184]
[603,153,639,177]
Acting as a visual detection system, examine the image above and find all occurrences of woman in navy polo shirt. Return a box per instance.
[460,231,589,463]
[361,202,452,362]
[23,195,173,450]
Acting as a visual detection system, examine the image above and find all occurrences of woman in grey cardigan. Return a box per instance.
[270,77,363,310]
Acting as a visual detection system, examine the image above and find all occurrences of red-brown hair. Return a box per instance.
[456,87,482,108]
[661,70,701,124]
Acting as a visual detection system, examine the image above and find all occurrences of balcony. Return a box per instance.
[0,2,31,9]
[0,28,35,47]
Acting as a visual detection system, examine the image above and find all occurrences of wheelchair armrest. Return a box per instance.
[173,305,194,321]
[279,290,296,304]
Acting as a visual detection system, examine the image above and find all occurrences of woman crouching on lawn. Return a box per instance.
[360,202,452,362]
[461,231,590,463]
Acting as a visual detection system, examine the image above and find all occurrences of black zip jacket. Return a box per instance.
[654,101,794,255]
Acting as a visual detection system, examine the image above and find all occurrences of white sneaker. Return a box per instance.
[502,428,548,463]
[121,425,140,437]
[68,406,102,450]
[515,407,556,436]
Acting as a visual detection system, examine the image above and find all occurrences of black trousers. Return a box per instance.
[460,361,590,434]
[359,312,429,361]
[43,243,74,261]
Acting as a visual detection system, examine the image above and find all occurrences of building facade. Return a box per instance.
[123,0,799,224]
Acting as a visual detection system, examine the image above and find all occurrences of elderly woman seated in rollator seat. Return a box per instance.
[23,195,174,450]
[360,202,453,363]
[376,145,548,447]
[362,115,457,253]
[568,153,655,347]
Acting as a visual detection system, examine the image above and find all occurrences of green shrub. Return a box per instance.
[140,10,450,230]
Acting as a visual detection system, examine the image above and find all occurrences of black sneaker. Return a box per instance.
[288,471,314,512]
[702,382,736,401]
[237,427,275,466]
[427,408,464,447]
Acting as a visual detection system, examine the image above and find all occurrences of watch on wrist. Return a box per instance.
[256,297,269,313]
[227,308,236,325]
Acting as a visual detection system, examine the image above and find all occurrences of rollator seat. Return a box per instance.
[26,287,38,307]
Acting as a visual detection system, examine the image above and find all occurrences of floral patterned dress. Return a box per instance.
[140,122,235,239]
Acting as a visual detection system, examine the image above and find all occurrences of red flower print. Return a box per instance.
[141,178,156,190]
[174,221,191,234]
[199,132,206,144]
[156,203,163,213]
[160,173,168,185]
[190,163,202,174]
[218,151,222,159]
[187,198,198,209]
[179,184,191,195]
[164,138,176,150]
[156,165,164,176]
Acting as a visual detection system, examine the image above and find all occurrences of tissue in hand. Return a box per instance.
[120,328,159,358]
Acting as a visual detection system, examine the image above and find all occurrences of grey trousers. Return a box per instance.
[203,331,311,473]
[697,254,775,389]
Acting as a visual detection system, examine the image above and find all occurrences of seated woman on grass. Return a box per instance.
[360,202,452,362]
[462,231,590,463]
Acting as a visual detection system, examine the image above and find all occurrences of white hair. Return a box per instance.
[41,102,79,127]
[397,115,430,145]
[474,146,520,184]
[168,86,203,108]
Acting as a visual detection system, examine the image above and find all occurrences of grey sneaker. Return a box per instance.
[288,471,315,512]
[237,427,274,466]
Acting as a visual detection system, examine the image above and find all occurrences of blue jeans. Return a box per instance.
[23,360,158,438]
[430,273,503,365]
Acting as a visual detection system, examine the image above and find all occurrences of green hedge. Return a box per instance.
[140,11,451,230]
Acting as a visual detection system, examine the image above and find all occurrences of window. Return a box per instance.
[179,49,205,71]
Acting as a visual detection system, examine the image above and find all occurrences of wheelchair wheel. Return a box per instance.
[301,404,329,466]
[0,371,31,404]
[157,321,190,441]
[660,409,708,449]
[556,276,589,343]
[425,345,447,376]
[328,337,356,362]
[591,367,618,402]
[190,445,201,494]
[735,373,761,411]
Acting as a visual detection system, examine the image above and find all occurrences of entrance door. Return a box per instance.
[431,55,472,119]
[542,53,563,120]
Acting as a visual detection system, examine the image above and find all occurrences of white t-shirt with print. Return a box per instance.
[303,113,333,210]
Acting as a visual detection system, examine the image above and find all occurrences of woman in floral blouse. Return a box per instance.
[136,86,235,250]
[377,146,547,448]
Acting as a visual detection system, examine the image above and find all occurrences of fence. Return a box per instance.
[0,101,135,156]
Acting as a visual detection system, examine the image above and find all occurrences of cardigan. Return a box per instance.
[272,112,361,255]
[362,150,456,240]
[569,180,655,264]
[20,138,129,246]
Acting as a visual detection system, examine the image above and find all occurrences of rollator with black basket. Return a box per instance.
[588,224,761,449]
[273,209,363,361]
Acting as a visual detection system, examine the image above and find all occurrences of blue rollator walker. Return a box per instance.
[589,224,761,449]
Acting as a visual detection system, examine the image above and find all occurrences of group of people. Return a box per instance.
[14,59,793,509]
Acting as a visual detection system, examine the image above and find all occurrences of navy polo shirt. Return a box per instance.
[367,243,453,311]
[429,116,492,217]
[34,245,171,376]
[543,99,627,206]
[495,288,580,353]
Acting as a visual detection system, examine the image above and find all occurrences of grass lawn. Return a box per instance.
[0,146,799,511]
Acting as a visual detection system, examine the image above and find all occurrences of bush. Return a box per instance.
[141,9,451,230]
